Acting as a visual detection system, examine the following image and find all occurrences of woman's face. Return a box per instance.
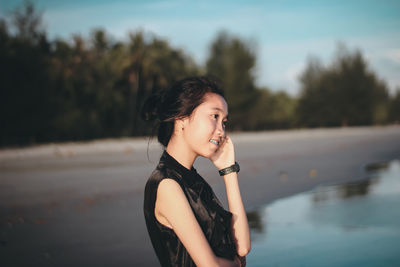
[181,92,228,158]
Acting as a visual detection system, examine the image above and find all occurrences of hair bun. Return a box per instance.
[141,91,164,121]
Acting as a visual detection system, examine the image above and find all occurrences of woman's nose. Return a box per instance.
[216,122,225,136]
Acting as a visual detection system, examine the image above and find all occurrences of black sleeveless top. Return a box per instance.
[143,150,237,266]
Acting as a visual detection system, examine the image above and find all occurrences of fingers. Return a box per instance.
[222,135,230,144]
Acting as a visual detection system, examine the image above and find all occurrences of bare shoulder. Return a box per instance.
[156,178,188,207]
[157,178,183,198]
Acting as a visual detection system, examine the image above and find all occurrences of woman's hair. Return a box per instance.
[141,76,225,147]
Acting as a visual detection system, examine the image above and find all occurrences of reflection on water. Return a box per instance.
[246,211,264,234]
[312,178,377,203]
[336,179,374,199]
[246,160,400,267]
[364,161,391,173]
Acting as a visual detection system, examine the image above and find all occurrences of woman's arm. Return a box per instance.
[156,178,239,267]
[222,171,251,257]
[210,136,251,257]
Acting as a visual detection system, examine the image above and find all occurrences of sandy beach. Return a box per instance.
[1,126,400,266]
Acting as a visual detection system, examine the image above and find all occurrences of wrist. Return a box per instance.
[215,158,235,170]
[216,162,234,170]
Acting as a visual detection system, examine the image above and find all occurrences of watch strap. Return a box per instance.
[218,162,240,176]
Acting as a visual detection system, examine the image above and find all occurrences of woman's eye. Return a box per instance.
[213,114,219,119]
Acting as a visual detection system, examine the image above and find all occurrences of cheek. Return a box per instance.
[188,120,214,142]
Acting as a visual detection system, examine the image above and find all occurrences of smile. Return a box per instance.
[209,139,219,146]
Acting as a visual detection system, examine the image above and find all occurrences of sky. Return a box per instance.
[1,0,399,96]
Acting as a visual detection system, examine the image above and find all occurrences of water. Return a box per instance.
[246,160,400,267]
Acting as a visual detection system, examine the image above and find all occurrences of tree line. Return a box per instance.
[1,2,399,147]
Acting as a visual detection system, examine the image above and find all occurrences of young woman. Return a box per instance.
[142,77,250,267]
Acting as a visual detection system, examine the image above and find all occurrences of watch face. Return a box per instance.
[234,163,240,172]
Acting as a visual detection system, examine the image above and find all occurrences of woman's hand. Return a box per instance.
[210,135,235,170]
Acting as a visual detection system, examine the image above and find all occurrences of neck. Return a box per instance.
[166,134,197,170]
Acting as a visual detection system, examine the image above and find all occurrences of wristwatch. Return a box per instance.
[218,162,240,176]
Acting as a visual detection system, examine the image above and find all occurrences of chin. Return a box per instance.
[195,143,218,159]
[204,148,219,159]
[196,149,213,159]
[198,152,211,159]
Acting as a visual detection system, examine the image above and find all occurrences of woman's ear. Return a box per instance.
[174,118,186,133]
[178,117,189,132]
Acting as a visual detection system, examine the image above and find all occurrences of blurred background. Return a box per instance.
[0,0,399,147]
[1,1,400,266]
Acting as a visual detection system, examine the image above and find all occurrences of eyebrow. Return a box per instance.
[211,107,229,119]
